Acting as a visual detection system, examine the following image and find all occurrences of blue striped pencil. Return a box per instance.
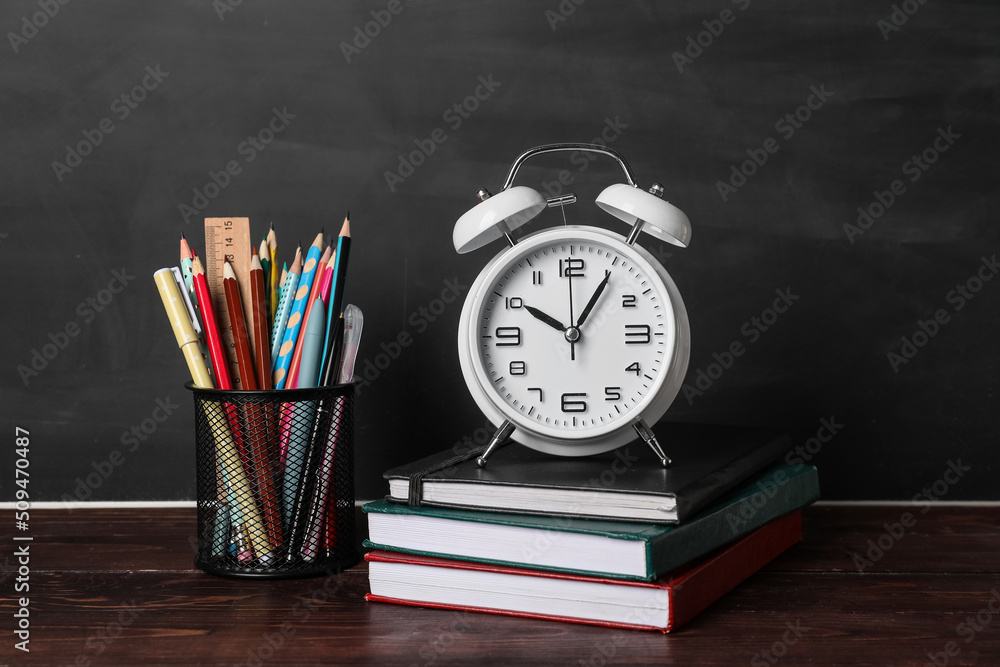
[273,233,323,389]
[270,251,300,363]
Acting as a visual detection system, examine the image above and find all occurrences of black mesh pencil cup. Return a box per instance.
[187,382,358,579]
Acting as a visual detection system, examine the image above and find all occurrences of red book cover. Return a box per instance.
[366,511,802,632]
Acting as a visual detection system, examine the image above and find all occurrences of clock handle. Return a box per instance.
[476,419,516,468]
[634,419,671,468]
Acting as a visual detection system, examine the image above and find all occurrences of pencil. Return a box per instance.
[192,256,232,390]
[268,224,279,328]
[286,243,332,389]
[249,255,272,391]
[248,254,283,550]
[179,236,213,376]
[283,296,327,553]
[318,251,336,306]
[320,214,352,384]
[271,250,300,364]
[258,241,270,328]
[273,233,323,389]
[223,261,257,391]
[191,258,268,558]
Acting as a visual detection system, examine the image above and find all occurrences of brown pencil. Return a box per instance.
[227,260,285,549]
[223,261,257,391]
[250,254,272,391]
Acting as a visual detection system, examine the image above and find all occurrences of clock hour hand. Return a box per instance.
[576,270,611,328]
[524,305,566,332]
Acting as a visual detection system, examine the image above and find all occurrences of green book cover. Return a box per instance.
[364,463,819,581]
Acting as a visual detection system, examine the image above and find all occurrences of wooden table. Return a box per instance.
[2,505,998,666]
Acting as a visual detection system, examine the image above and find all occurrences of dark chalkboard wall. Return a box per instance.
[1,1,997,501]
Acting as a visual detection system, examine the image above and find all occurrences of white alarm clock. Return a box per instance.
[453,143,691,467]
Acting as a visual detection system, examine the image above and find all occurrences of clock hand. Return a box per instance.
[576,270,611,328]
[566,258,576,361]
[523,305,566,332]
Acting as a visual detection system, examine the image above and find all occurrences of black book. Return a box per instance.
[384,423,790,524]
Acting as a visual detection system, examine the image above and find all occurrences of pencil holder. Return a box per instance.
[187,382,358,579]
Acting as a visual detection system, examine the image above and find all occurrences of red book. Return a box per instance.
[366,511,801,633]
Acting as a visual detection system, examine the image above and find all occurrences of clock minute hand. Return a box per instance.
[524,305,567,332]
[576,270,611,328]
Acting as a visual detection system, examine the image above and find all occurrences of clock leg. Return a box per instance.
[634,418,671,468]
[476,420,516,468]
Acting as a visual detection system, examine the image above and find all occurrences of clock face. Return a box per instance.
[459,226,689,455]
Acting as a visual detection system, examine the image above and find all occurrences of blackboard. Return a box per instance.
[1,0,997,502]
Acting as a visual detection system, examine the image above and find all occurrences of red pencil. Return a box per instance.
[193,256,248,466]
[192,256,231,390]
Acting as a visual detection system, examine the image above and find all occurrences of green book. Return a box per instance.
[365,463,819,581]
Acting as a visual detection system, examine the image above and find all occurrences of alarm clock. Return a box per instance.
[453,143,691,467]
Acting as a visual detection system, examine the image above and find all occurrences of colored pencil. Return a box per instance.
[179,236,212,374]
[249,255,283,549]
[320,215,352,384]
[271,250,300,364]
[318,251,336,306]
[249,255,272,391]
[223,261,257,391]
[283,295,326,553]
[286,243,332,389]
[192,257,265,557]
[192,256,232,390]
[273,233,323,389]
[258,241,270,328]
[268,224,279,328]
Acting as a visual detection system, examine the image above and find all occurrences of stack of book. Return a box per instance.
[363,423,820,632]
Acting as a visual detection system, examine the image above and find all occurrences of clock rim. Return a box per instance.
[457,225,690,457]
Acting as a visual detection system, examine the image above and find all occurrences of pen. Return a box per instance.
[304,304,363,557]
[153,267,211,389]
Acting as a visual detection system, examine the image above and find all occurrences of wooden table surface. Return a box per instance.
[2,504,999,666]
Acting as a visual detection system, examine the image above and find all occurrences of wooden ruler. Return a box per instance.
[204,217,254,389]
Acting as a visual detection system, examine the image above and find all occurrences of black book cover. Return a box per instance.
[384,423,790,523]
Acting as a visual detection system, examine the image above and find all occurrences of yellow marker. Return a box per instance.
[203,400,273,559]
[155,267,273,561]
[154,267,212,388]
